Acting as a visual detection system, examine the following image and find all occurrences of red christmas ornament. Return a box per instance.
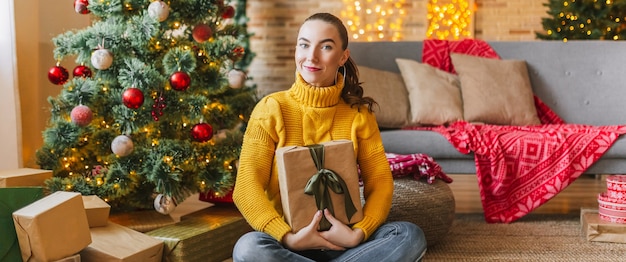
[192,23,213,43]
[170,71,191,91]
[48,65,69,85]
[122,87,145,109]
[191,123,213,142]
[70,105,93,127]
[74,0,90,14]
[221,5,235,19]
[72,65,92,78]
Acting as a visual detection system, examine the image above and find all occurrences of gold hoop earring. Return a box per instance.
[335,65,346,85]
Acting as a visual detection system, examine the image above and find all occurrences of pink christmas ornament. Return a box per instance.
[70,105,93,127]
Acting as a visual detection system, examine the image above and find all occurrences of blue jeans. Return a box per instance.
[232,221,426,262]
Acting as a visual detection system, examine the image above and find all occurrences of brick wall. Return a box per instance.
[246,0,548,96]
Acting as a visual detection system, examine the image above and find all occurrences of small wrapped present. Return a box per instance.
[146,206,252,262]
[198,189,234,205]
[168,193,212,223]
[109,210,176,233]
[13,191,92,262]
[0,187,44,262]
[581,208,626,243]
[83,195,111,227]
[276,140,363,232]
[79,222,163,262]
[0,168,52,187]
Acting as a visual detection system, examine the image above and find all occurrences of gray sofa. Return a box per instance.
[348,41,626,175]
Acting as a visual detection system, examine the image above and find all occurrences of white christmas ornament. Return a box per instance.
[111,135,134,156]
[148,1,170,22]
[91,49,113,70]
[154,194,177,214]
[227,69,246,89]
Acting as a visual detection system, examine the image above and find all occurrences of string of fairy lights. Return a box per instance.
[426,0,473,40]
[341,0,473,41]
[341,0,406,41]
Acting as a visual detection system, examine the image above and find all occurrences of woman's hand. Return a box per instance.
[282,210,345,251]
[319,209,365,248]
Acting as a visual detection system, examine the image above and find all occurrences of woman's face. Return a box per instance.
[295,19,349,87]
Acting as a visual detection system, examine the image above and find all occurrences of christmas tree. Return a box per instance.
[37,0,256,214]
[537,0,626,40]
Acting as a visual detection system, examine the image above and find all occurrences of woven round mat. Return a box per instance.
[386,177,455,247]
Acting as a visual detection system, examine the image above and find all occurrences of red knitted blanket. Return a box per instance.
[411,39,626,223]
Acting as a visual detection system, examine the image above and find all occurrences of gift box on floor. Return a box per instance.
[0,187,44,262]
[83,195,111,227]
[13,191,92,262]
[276,140,363,232]
[79,222,163,262]
[0,168,52,187]
[146,206,252,262]
[109,210,176,233]
[52,254,81,262]
[581,208,626,243]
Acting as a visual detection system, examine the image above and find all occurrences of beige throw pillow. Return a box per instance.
[395,58,463,126]
[359,66,410,128]
[450,53,541,126]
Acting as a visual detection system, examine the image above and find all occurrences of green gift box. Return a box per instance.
[146,206,252,262]
[0,187,44,262]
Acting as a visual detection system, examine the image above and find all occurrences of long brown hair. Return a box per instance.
[304,13,377,112]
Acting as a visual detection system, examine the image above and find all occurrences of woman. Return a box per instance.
[232,13,427,262]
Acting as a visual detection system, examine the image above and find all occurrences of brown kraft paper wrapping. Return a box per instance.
[276,140,363,232]
[12,191,92,262]
[0,168,52,187]
[80,222,163,262]
[581,208,626,243]
[82,195,111,228]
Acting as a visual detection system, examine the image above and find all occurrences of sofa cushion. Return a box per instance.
[359,66,410,128]
[395,58,463,126]
[450,53,541,126]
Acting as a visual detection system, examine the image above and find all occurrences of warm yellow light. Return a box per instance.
[342,0,405,41]
[426,0,473,40]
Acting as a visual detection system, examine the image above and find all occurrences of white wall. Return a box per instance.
[0,0,21,169]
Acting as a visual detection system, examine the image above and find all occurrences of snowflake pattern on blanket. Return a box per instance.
[413,39,626,223]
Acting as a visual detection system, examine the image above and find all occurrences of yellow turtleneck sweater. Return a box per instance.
[233,72,393,243]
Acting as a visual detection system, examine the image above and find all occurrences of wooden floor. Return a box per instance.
[448,173,606,214]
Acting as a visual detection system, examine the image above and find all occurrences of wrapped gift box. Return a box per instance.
[169,193,212,223]
[109,210,176,233]
[276,140,363,232]
[0,187,44,262]
[79,222,163,262]
[0,168,52,187]
[13,191,92,262]
[82,195,111,227]
[581,208,626,243]
[52,254,81,262]
[146,206,252,262]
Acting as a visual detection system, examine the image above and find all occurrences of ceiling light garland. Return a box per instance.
[341,0,406,42]
[427,0,474,40]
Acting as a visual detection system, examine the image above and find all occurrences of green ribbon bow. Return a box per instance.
[303,144,358,231]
